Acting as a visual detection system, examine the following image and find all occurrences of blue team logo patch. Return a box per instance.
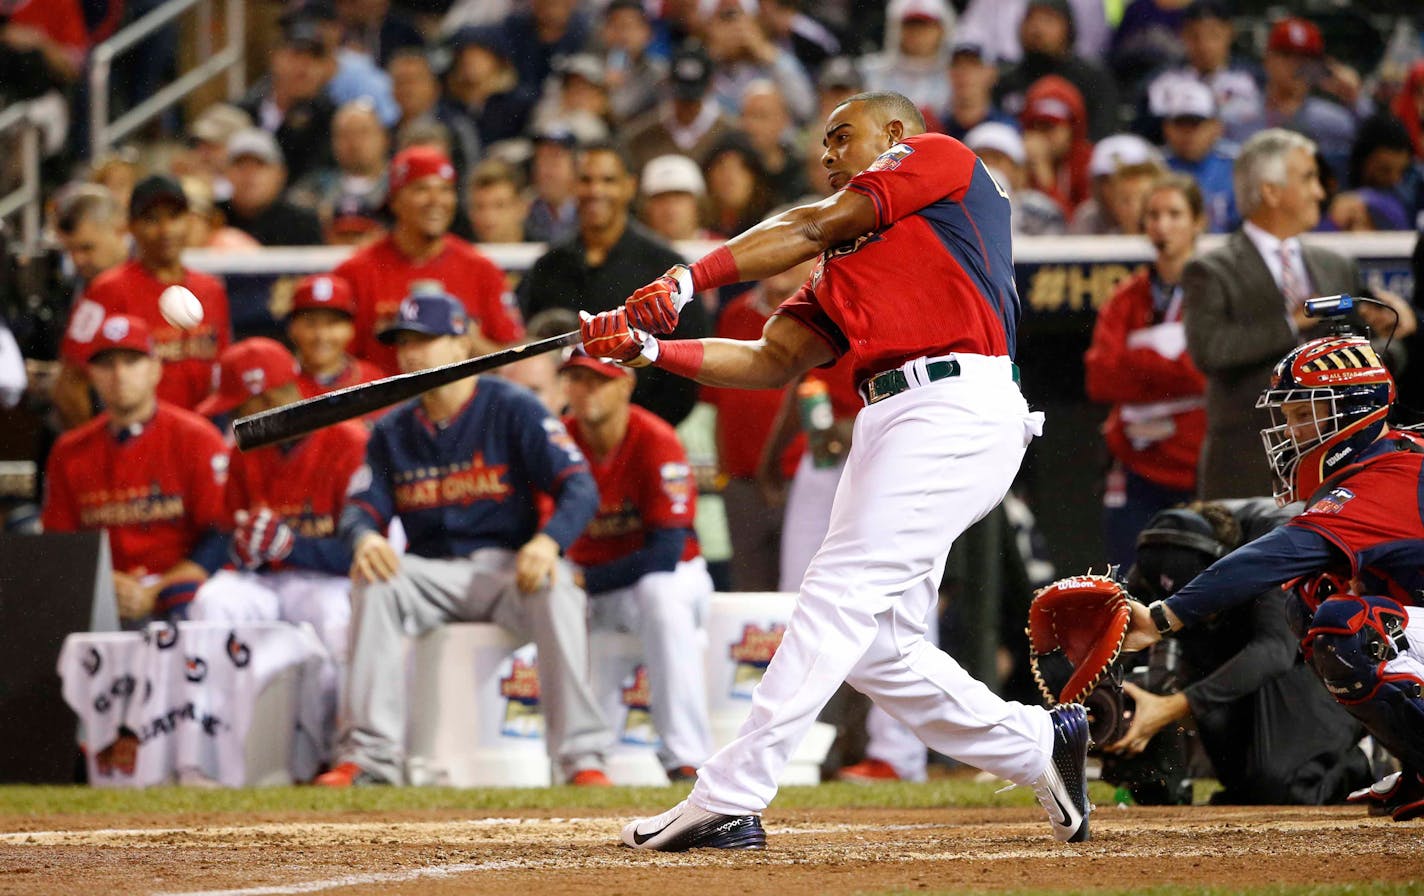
[868,143,914,172]
[1307,487,1355,515]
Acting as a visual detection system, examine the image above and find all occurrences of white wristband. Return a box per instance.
[671,265,695,313]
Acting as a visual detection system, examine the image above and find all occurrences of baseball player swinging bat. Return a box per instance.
[233,330,581,451]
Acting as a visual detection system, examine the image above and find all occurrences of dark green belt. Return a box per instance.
[863,359,1020,405]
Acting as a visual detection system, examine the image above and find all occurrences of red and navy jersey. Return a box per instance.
[341,376,598,557]
[296,357,389,425]
[42,402,229,576]
[1288,432,1424,603]
[61,260,232,410]
[225,421,370,575]
[564,404,700,573]
[1163,433,1424,627]
[332,235,524,376]
[775,133,1019,386]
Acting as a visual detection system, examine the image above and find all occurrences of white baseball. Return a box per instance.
[159,285,204,330]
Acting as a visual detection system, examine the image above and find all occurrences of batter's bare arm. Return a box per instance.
[624,191,878,333]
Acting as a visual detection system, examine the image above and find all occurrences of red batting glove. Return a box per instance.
[625,264,694,334]
[580,309,655,366]
[231,508,296,570]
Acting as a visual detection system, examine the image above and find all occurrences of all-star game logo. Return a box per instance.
[618,664,658,746]
[1306,486,1356,516]
[498,648,545,739]
[728,623,786,699]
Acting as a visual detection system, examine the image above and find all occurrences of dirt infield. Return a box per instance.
[2,805,1421,895]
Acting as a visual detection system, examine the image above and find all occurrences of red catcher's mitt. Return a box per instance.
[1028,574,1133,706]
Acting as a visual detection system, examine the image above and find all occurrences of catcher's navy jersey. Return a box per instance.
[341,376,598,557]
[1164,432,1424,626]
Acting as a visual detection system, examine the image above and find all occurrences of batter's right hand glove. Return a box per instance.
[1028,574,1134,707]
[232,508,295,570]
[580,309,654,367]
[625,264,694,334]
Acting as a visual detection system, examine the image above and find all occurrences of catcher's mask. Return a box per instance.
[1129,507,1233,602]
[1257,335,1394,507]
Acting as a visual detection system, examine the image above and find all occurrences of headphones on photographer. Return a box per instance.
[1130,508,1233,602]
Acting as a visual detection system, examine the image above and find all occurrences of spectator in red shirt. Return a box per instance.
[1020,74,1093,216]
[43,315,229,625]
[333,145,522,375]
[56,175,232,427]
[1084,172,1208,570]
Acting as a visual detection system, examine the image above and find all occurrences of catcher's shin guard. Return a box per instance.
[1308,595,1424,775]
[1032,703,1092,843]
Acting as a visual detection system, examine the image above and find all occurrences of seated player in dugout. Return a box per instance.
[559,347,716,783]
[42,315,229,625]
[284,274,387,417]
[1123,331,1424,823]
[1102,500,1373,806]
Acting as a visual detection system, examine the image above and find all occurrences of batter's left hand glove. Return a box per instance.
[232,508,295,570]
[1028,573,1134,707]
[580,309,655,367]
[625,264,694,334]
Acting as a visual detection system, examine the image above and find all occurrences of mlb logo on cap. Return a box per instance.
[84,314,155,362]
[289,274,356,317]
[377,287,470,343]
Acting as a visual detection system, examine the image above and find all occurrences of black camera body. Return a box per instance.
[1094,639,1195,805]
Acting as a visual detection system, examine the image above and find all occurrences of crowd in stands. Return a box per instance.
[3,0,1424,789]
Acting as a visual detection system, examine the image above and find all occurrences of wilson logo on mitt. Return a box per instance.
[1028,574,1133,706]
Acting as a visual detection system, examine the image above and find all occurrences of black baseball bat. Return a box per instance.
[233,330,582,451]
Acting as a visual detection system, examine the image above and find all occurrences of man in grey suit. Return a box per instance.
[1182,128,1415,500]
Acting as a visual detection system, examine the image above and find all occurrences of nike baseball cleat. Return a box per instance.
[1031,703,1092,843]
[621,799,766,851]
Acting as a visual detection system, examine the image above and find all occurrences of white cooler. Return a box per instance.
[406,624,552,787]
[704,593,834,785]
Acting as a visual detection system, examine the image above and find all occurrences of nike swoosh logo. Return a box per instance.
[632,821,668,845]
[1051,791,1072,824]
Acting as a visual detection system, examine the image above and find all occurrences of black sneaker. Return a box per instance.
[1030,703,1092,843]
[621,799,766,851]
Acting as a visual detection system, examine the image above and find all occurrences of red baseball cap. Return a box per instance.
[560,345,633,379]
[1021,95,1074,127]
[84,314,154,363]
[196,337,301,417]
[289,274,356,317]
[388,145,456,195]
[1267,17,1323,56]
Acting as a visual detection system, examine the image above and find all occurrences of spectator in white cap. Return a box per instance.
[1144,1,1262,146]
[964,122,1066,235]
[639,154,717,243]
[860,0,956,115]
[218,128,325,247]
[1158,78,1238,233]
[1069,133,1165,235]
[941,40,1014,141]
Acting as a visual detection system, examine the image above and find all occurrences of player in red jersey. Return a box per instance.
[581,92,1088,851]
[43,315,229,625]
[57,176,232,420]
[286,274,385,401]
[332,146,522,375]
[560,348,715,783]
[192,338,369,765]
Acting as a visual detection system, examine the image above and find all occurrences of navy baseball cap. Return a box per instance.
[377,286,469,343]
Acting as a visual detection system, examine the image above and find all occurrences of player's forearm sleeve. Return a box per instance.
[1165,525,1338,627]
[287,535,353,576]
[190,530,230,575]
[543,469,600,553]
[584,528,688,596]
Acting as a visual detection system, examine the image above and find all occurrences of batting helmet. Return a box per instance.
[1257,335,1395,506]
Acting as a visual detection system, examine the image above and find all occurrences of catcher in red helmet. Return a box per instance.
[1122,333,1424,821]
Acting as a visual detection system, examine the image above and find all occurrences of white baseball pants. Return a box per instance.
[589,557,715,770]
[691,354,1053,815]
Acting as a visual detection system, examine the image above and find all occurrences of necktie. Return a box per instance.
[1278,243,1307,310]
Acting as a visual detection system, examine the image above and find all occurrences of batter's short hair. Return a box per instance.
[836,91,926,133]
[55,183,122,234]
[1234,128,1315,218]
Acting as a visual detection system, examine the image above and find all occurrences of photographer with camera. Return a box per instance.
[1103,500,1373,805]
